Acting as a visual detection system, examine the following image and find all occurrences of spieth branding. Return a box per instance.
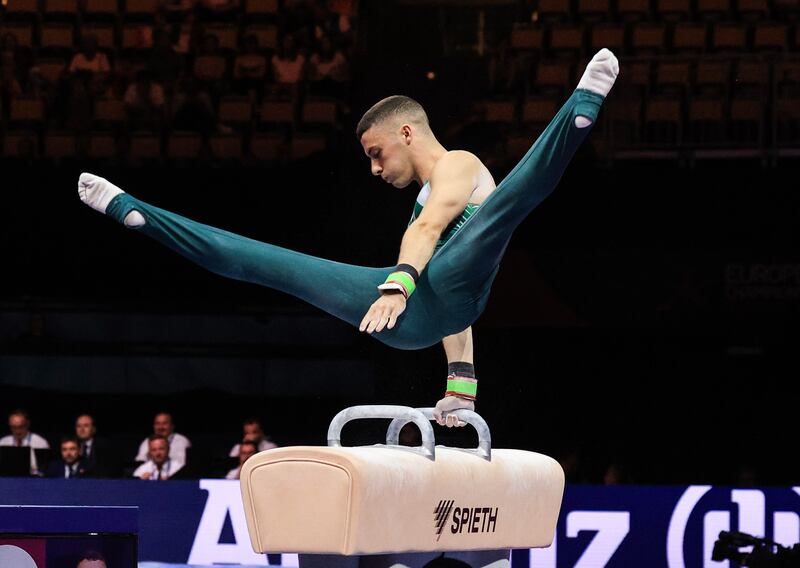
[433,500,499,540]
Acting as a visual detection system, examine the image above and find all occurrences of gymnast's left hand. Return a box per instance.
[359,291,406,334]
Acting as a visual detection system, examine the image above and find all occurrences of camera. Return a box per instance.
[712,531,800,567]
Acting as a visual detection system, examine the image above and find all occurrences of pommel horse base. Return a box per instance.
[240,406,564,568]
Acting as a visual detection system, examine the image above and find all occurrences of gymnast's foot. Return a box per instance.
[433,395,475,428]
[574,48,619,128]
[78,173,145,227]
[577,48,618,98]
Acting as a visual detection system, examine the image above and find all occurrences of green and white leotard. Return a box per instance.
[409,180,481,250]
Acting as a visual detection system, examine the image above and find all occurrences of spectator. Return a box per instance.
[229,418,276,457]
[270,35,306,97]
[124,69,166,130]
[225,440,257,480]
[68,34,111,83]
[133,435,185,480]
[308,34,348,97]
[135,412,191,466]
[45,436,88,478]
[233,35,267,99]
[66,34,111,131]
[0,409,50,475]
[75,413,109,477]
[76,551,107,568]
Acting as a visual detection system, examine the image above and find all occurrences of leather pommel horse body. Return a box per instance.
[240,406,564,568]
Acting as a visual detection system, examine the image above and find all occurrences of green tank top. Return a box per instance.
[409,181,480,250]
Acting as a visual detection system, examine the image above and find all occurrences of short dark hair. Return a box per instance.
[148,434,168,444]
[356,95,431,140]
[9,409,29,421]
[240,440,258,451]
[61,435,80,446]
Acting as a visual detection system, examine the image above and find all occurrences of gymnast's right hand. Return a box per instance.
[359,291,406,334]
[433,396,475,428]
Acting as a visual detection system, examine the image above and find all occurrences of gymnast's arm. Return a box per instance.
[359,151,480,334]
[434,327,476,427]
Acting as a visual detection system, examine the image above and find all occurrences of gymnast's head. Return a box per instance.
[357,95,437,189]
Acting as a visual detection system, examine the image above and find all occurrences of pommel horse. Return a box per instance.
[240,406,564,568]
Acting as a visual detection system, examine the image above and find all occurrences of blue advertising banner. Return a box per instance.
[1,479,799,567]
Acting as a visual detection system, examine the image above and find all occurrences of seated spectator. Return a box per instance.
[229,418,276,457]
[69,35,111,83]
[233,35,267,99]
[67,34,112,131]
[225,440,257,480]
[124,69,166,130]
[133,435,185,480]
[0,409,50,475]
[74,413,110,477]
[270,35,306,98]
[308,34,348,97]
[135,412,191,467]
[45,436,89,478]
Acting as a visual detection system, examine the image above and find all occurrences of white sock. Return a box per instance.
[78,172,145,227]
[577,48,619,98]
[573,48,619,127]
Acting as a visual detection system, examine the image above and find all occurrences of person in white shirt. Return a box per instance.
[228,418,276,458]
[225,440,257,480]
[135,412,191,466]
[0,409,50,475]
[133,435,183,480]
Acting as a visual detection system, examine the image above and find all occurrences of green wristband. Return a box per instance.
[445,376,477,400]
[385,271,416,297]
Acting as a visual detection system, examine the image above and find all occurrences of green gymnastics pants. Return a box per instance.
[106,89,604,350]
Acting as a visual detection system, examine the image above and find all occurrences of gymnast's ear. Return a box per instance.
[400,124,413,144]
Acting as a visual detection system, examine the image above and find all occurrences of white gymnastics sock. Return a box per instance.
[577,48,619,98]
[78,173,145,227]
[574,48,619,128]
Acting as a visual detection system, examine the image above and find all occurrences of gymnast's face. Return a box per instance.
[360,121,415,189]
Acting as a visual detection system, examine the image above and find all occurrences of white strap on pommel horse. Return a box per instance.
[239,405,564,568]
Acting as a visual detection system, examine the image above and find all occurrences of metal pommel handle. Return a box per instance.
[386,407,492,461]
[327,405,436,459]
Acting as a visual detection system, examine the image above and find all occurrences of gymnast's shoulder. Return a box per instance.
[429,150,482,184]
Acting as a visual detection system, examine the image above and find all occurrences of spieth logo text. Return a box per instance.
[433,500,499,541]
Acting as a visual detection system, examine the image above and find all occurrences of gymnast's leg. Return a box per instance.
[427,49,619,304]
[78,174,453,349]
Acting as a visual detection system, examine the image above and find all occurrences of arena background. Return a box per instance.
[1,0,799,563]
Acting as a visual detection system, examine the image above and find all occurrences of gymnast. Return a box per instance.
[78,49,618,427]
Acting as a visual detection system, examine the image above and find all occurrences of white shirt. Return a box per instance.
[133,459,182,480]
[0,432,50,475]
[228,439,276,458]
[225,466,241,480]
[135,432,191,465]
